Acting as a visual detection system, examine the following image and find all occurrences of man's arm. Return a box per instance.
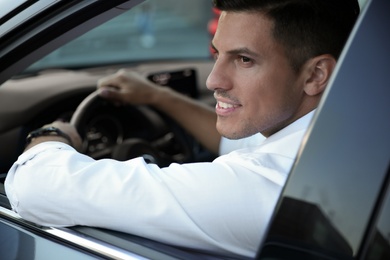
[97,70,221,154]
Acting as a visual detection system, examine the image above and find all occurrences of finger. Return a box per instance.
[97,86,122,100]
[97,73,122,90]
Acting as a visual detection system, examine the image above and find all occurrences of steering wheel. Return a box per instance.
[70,91,193,167]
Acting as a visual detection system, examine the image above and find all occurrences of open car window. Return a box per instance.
[1,0,388,259]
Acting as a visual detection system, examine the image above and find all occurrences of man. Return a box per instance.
[5,0,359,257]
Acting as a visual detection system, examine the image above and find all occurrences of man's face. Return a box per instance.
[207,11,308,139]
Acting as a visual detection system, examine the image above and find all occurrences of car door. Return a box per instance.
[256,0,390,259]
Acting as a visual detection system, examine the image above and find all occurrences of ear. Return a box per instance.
[303,54,336,96]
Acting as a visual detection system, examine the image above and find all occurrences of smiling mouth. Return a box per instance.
[217,101,239,109]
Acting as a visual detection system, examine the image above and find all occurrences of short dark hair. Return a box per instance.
[213,0,360,72]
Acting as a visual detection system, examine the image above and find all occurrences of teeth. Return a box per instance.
[218,101,234,109]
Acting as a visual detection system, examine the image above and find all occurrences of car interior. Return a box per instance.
[0,0,389,259]
[0,1,234,258]
[0,0,217,176]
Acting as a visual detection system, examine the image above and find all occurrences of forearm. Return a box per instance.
[151,87,220,154]
[5,144,263,257]
[97,70,221,154]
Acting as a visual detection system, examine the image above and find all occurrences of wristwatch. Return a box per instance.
[26,126,73,146]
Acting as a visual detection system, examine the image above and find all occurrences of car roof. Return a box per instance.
[257,0,390,258]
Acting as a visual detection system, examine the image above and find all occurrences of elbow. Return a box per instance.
[5,164,65,226]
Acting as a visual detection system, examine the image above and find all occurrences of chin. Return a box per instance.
[218,127,247,140]
[217,118,259,140]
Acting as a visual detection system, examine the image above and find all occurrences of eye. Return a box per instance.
[240,56,251,63]
[237,55,253,67]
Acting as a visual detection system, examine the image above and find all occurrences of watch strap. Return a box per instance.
[26,126,73,146]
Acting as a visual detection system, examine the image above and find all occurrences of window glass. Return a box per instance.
[257,0,389,258]
[24,0,213,73]
[365,180,390,260]
[0,219,97,259]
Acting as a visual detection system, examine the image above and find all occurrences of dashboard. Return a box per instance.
[0,61,216,174]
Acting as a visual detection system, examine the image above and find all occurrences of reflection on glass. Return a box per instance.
[0,220,34,259]
[365,182,390,260]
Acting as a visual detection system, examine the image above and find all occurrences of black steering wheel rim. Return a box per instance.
[70,91,193,166]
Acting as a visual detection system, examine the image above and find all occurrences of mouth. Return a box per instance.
[216,100,240,109]
[214,93,241,115]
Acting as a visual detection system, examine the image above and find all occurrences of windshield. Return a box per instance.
[24,0,213,73]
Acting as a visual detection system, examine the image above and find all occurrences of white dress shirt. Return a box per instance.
[5,111,314,257]
[219,133,266,155]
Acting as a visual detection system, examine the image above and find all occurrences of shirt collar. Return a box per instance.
[263,110,316,145]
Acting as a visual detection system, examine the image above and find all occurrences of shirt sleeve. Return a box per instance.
[5,141,291,257]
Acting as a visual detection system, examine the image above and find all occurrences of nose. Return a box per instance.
[206,58,230,92]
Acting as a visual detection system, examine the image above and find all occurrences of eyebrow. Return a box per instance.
[210,42,259,57]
